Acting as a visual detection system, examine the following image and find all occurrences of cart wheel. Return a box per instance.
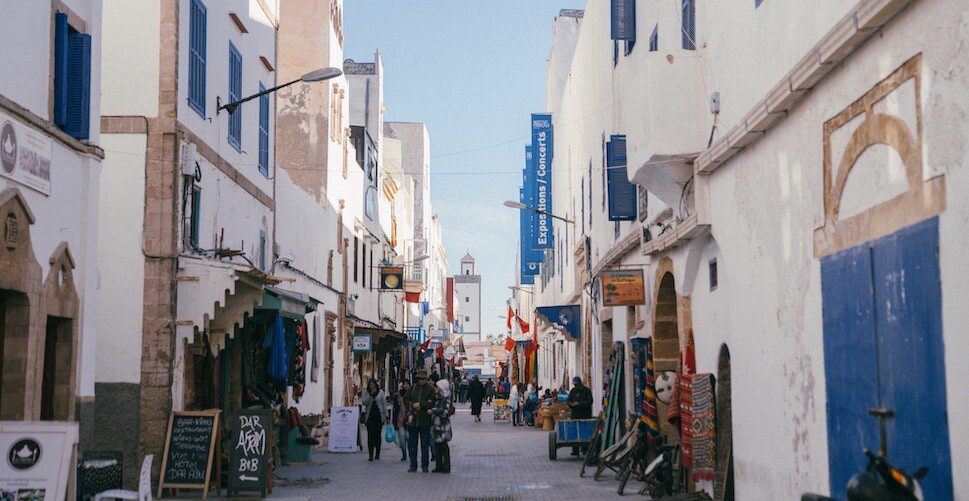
[548,431,558,460]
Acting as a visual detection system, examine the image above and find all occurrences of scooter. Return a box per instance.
[802,407,927,501]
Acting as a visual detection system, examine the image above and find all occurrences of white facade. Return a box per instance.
[528,0,969,499]
[453,253,481,341]
[0,0,103,431]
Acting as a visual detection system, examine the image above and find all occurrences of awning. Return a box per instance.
[258,286,322,320]
[354,325,408,353]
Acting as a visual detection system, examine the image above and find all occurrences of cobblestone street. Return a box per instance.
[269,404,627,500]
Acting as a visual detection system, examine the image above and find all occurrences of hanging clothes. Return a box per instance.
[290,320,309,402]
[263,315,288,390]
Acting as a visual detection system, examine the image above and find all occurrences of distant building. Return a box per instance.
[453,253,481,341]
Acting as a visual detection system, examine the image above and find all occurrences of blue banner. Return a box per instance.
[520,189,538,284]
[536,305,581,340]
[531,114,553,250]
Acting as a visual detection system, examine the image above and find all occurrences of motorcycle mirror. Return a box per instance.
[914,466,928,480]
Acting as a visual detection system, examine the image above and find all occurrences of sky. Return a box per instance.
[344,1,585,339]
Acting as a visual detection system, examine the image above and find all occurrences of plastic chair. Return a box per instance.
[94,454,153,501]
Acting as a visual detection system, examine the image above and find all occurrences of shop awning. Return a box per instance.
[258,286,322,320]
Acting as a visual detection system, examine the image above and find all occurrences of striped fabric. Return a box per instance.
[642,338,660,445]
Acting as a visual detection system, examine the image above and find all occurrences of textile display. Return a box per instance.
[678,372,695,468]
[690,373,716,481]
[290,320,309,402]
[642,338,660,445]
[263,316,288,388]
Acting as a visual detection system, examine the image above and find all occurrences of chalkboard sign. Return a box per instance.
[157,410,220,499]
[227,409,273,496]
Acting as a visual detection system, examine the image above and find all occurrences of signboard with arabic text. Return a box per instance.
[0,111,52,195]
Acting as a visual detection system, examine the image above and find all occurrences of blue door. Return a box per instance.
[821,217,952,499]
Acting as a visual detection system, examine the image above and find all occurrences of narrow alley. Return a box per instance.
[271,404,626,500]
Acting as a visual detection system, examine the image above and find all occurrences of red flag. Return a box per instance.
[435,346,444,357]
[517,317,530,334]
[420,338,430,350]
[507,305,515,329]
[504,336,516,351]
[524,340,540,357]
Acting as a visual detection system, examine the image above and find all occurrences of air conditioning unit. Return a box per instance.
[181,142,198,176]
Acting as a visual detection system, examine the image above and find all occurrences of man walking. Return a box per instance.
[405,370,436,472]
[567,376,593,419]
[484,378,495,405]
[467,374,486,422]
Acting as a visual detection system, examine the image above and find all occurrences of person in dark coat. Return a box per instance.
[404,371,437,472]
[567,376,594,419]
[484,378,495,405]
[467,375,486,422]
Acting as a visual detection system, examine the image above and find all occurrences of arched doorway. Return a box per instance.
[652,268,678,439]
[715,344,734,501]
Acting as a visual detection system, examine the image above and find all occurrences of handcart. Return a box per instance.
[548,418,597,460]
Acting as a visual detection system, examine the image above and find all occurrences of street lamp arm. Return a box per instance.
[502,200,575,224]
[218,78,301,115]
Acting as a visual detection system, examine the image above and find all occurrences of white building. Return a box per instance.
[453,253,482,342]
[0,0,103,451]
[526,0,969,499]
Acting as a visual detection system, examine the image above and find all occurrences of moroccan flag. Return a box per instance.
[518,317,530,334]
[504,336,516,351]
[507,305,515,329]
[420,338,430,350]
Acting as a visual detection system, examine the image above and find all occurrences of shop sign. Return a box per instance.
[380,266,403,290]
[328,407,360,453]
[601,269,646,306]
[0,111,52,195]
[351,333,372,352]
[0,421,78,501]
[227,409,272,496]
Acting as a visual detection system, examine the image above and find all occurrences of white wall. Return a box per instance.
[96,134,145,384]
[101,0,159,117]
[454,280,480,338]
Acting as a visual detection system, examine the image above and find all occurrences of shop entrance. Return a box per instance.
[821,217,952,499]
[41,316,73,420]
[652,271,678,439]
[0,291,29,419]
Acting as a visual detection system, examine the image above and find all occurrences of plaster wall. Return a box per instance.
[454,280,480,338]
[100,0,159,117]
[95,134,145,384]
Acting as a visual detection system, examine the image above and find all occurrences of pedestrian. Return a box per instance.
[359,379,389,461]
[485,378,495,405]
[392,379,411,462]
[404,370,436,472]
[468,374,485,422]
[430,379,454,473]
[498,376,511,399]
[567,376,594,419]
[458,376,469,404]
[508,382,522,426]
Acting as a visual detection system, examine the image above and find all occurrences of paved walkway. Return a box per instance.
[268,403,630,500]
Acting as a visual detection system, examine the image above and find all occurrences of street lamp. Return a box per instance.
[502,200,575,224]
[508,285,534,295]
[217,67,343,115]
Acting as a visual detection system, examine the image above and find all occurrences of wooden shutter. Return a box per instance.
[682,0,696,50]
[607,135,637,221]
[228,43,242,148]
[189,0,207,116]
[611,0,636,41]
[258,84,269,175]
[65,32,91,140]
[53,13,69,129]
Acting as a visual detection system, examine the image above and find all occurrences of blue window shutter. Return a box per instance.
[227,42,242,150]
[189,0,207,116]
[65,32,91,140]
[258,83,269,176]
[53,13,69,128]
[682,0,696,50]
[607,135,637,221]
[611,0,636,41]
[649,24,658,52]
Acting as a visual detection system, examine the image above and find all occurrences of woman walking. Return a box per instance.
[468,375,485,422]
[430,379,454,473]
[508,382,522,427]
[360,379,389,461]
[392,379,411,462]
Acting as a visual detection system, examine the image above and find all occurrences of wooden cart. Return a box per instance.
[548,418,597,460]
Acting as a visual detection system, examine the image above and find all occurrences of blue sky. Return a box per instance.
[345,1,585,338]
